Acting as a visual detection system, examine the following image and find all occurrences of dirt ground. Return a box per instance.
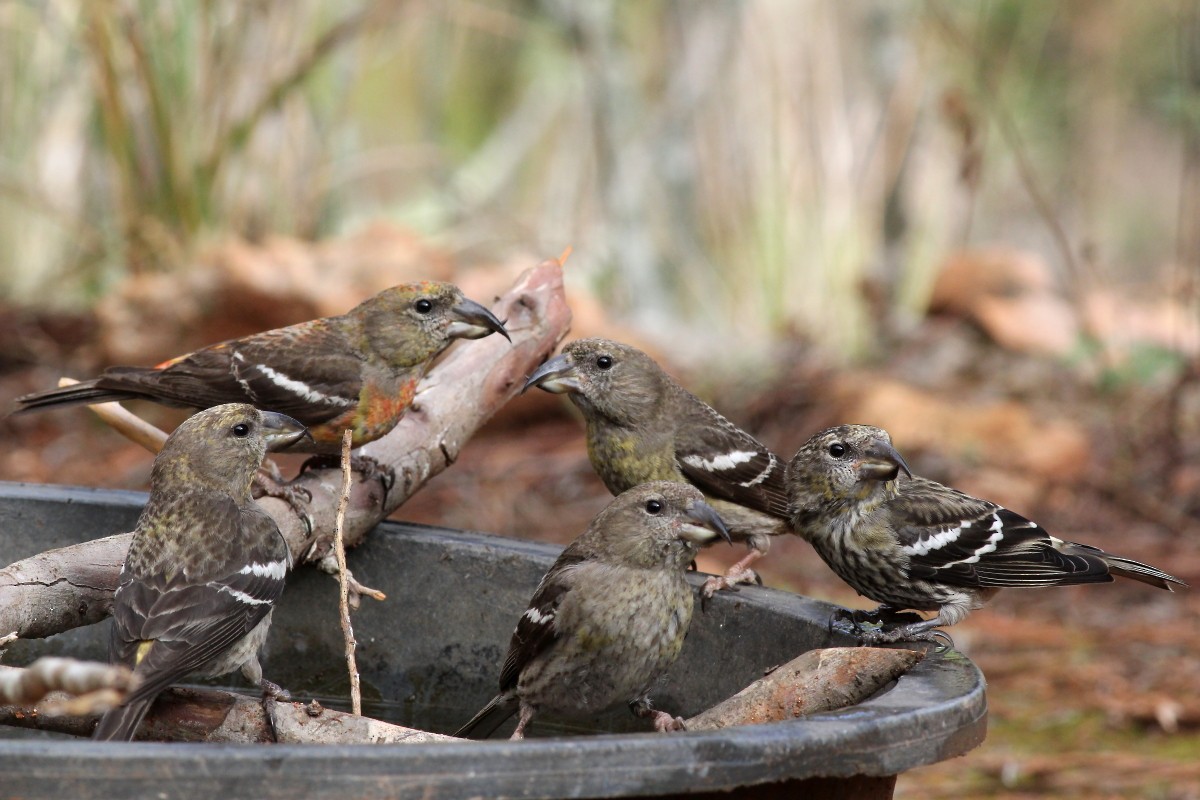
[1,298,1198,799]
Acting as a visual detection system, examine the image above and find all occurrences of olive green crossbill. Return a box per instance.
[456,481,730,740]
[92,403,308,741]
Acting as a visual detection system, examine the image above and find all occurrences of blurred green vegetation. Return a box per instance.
[0,0,1196,360]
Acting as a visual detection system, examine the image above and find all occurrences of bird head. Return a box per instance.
[587,481,731,572]
[152,404,308,500]
[786,424,911,514]
[522,338,670,426]
[357,281,509,368]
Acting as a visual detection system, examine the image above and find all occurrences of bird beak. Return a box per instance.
[522,353,581,395]
[858,437,912,482]
[447,298,511,342]
[260,411,311,452]
[679,500,732,546]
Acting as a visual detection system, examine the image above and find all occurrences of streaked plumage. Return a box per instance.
[787,424,1186,642]
[92,404,308,741]
[455,481,731,740]
[523,338,788,594]
[14,282,508,454]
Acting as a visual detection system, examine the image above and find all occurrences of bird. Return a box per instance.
[455,481,731,740]
[13,281,509,459]
[92,403,309,741]
[522,337,789,597]
[786,424,1187,643]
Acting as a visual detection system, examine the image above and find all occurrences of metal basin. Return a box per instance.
[0,482,986,798]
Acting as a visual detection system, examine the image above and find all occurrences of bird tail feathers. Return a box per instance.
[13,381,128,414]
[1103,555,1187,591]
[454,693,518,740]
[1062,541,1187,591]
[92,696,156,742]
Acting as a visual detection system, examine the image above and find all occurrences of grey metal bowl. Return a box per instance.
[0,482,986,799]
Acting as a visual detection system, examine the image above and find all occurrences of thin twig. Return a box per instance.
[316,553,386,610]
[58,377,169,454]
[333,429,361,716]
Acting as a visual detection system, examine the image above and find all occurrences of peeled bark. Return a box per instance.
[686,646,925,730]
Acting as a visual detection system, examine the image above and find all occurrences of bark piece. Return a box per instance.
[686,646,925,730]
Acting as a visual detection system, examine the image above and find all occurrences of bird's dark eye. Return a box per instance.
[828,442,846,458]
[414,298,434,314]
[596,355,613,370]
[232,423,251,438]
[645,499,662,515]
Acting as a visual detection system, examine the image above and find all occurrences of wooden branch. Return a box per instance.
[0,679,456,744]
[686,647,925,730]
[0,259,572,641]
[0,534,129,639]
[268,699,455,745]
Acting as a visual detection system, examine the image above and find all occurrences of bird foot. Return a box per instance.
[828,608,867,637]
[853,621,954,650]
[299,453,396,506]
[252,472,314,535]
[650,711,686,733]
[828,606,924,636]
[700,567,762,600]
[259,678,292,702]
[828,607,953,649]
[631,699,685,732]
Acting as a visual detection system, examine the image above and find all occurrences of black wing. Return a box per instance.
[497,551,587,692]
[111,505,288,705]
[892,477,1111,588]
[674,389,789,519]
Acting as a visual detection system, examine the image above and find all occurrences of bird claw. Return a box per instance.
[252,473,314,535]
[651,711,686,733]
[259,678,292,702]
[355,455,396,507]
[829,608,869,636]
[827,607,952,648]
[630,699,684,733]
[927,629,956,652]
[852,622,953,648]
[700,567,761,601]
[298,453,395,507]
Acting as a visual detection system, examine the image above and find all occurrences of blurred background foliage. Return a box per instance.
[1,0,1197,362]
